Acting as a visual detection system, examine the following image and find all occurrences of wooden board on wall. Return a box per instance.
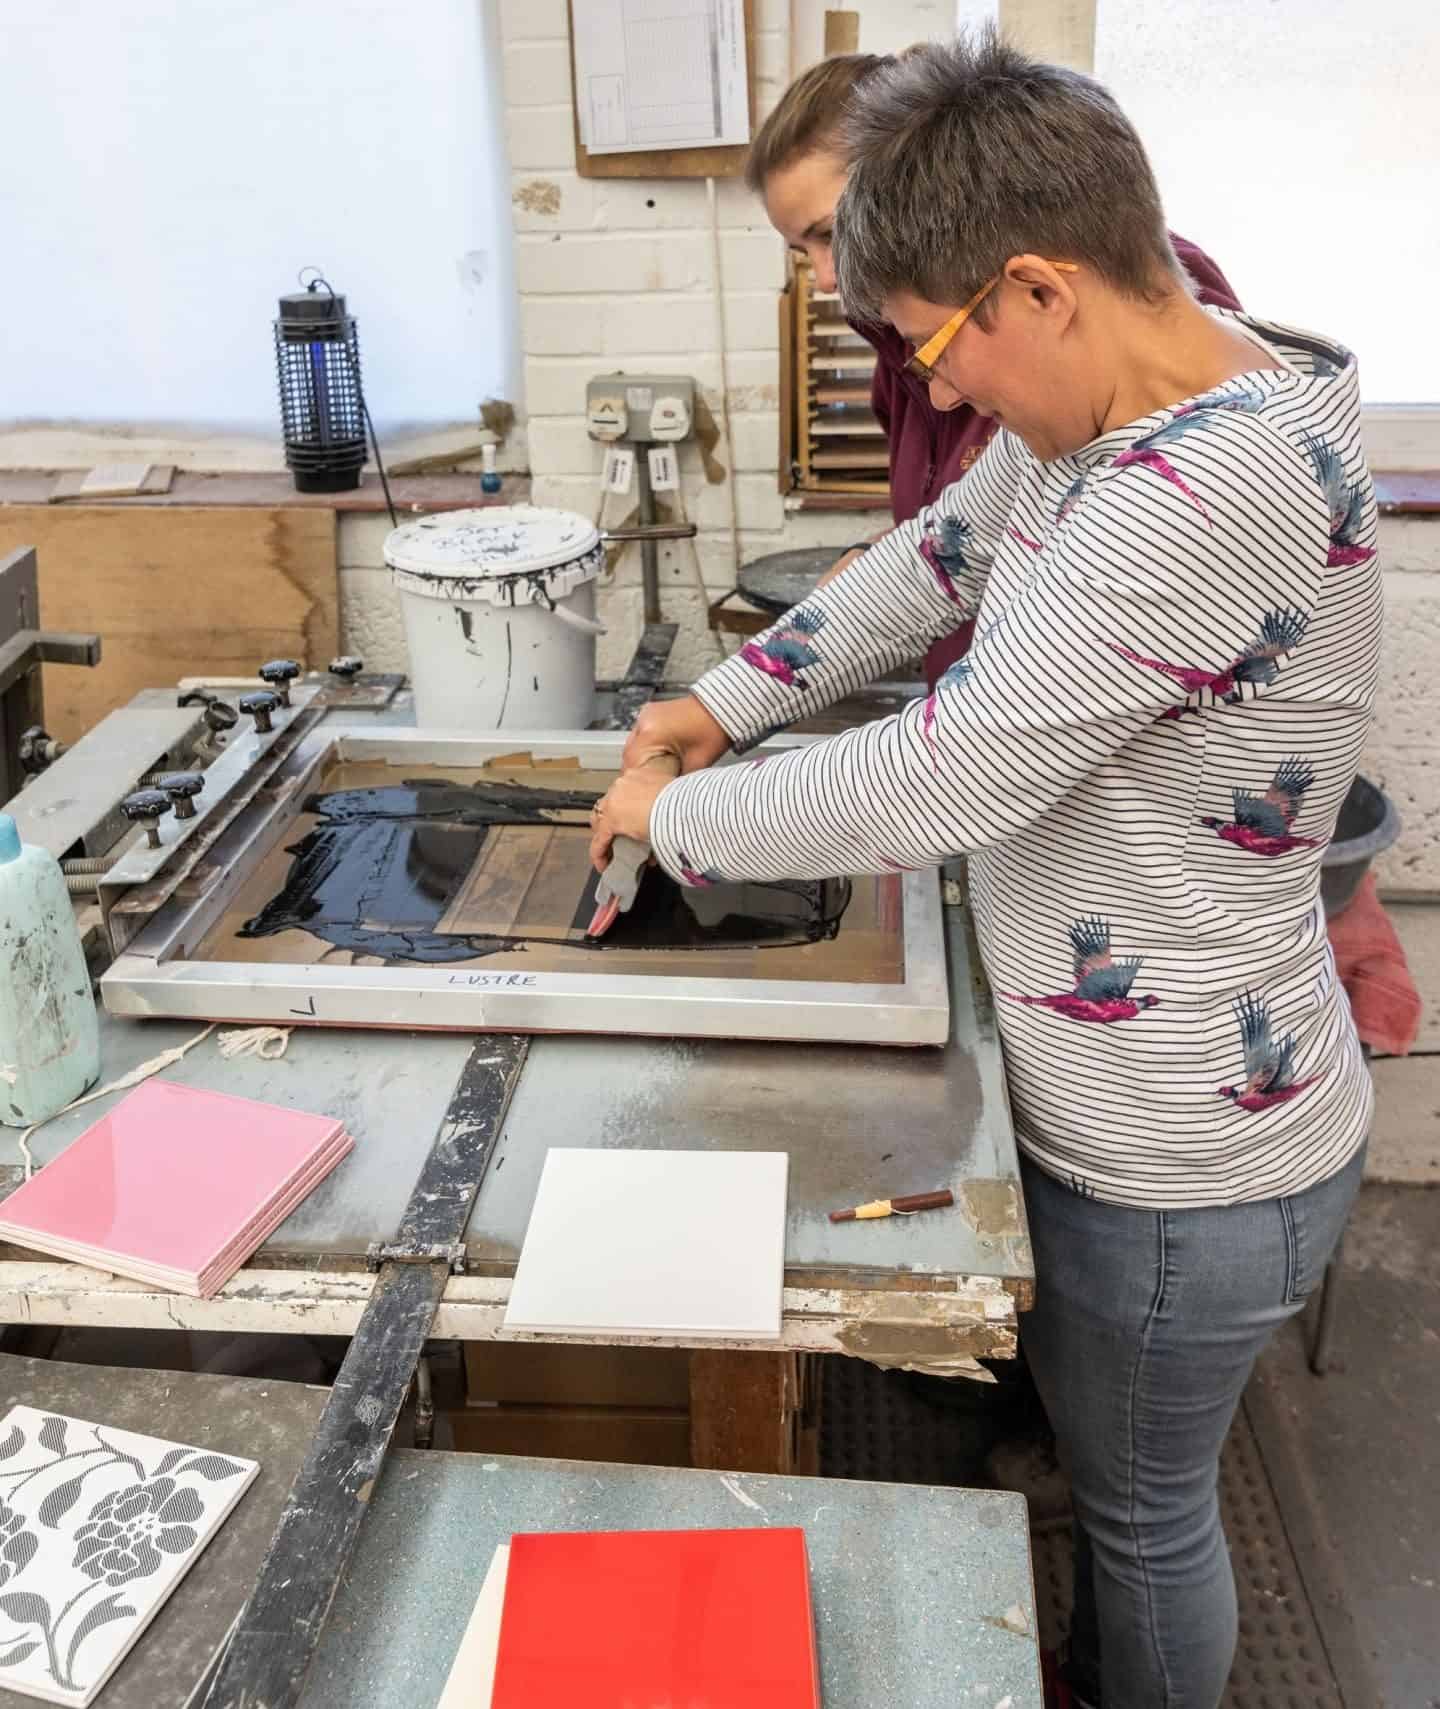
[0,506,338,744]
[567,0,756,180]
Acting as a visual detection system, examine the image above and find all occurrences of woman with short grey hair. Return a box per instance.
[592,33,1380,1707]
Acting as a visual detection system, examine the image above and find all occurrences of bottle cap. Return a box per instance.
[0,815,20,865]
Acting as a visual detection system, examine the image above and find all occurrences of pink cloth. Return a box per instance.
[1329,873,1423,1057]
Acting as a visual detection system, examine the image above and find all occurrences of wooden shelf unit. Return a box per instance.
[781,256,891,500]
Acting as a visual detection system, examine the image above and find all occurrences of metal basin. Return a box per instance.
[737,547,837,617]
[1322,775,1400,918]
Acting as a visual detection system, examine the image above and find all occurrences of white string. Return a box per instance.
[216,1025,292,1062]
[16,1024,215,1179]
[15,1023,293,1178]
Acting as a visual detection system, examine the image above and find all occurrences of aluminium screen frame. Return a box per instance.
[101,728,950,1046]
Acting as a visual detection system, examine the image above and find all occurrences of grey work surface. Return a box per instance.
[1,905,1029,1292]
[468,903,1029,1283]
[0,1019,473,1260]
[0,1355,326,1709]
[300,1450,1044,1709]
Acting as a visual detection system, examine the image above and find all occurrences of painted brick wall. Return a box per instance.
[1366,523,1440,895]
[499,0,813,683]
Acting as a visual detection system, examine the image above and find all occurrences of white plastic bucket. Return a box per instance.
[384,505,605,730]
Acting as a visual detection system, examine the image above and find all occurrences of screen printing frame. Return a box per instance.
[101,728,950,1046]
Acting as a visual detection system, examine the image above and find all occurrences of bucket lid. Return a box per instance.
[384,506,602,580]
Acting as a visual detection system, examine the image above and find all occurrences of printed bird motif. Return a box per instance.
[1201,756,1324,855]
[1301,432,1375,567]
[918,516,974,605]
[921,656,973,768]
[1226,606,1311,697]
[739,606,826,689]
[1055,473,1088,526]
[1218,990,1324,1111]
[1108,606,1309,704]
[1002,915,1160,1023]
[676,853,721,888]
[1112,388,1266,524]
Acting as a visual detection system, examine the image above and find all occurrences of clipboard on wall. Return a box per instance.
[568,0,756,180]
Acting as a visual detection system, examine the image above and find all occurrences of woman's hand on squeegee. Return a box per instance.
[589,766,674,873]
[622,696,729,777]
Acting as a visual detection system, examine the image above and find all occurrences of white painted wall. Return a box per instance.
[0,0,518,434]
[1095,0,1440,405]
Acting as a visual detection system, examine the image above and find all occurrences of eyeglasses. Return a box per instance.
[903,261,1081,383]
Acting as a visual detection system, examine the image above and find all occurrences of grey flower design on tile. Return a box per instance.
[0,1407,257,1703]
[72,1479,204,1587]
[0,1499,38,1590]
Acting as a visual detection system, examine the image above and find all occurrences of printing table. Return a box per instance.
[0,883,1030,1372]
[0,671,1035,1705]
[0,1360,1043,1709]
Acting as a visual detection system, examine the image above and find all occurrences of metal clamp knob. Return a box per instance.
[18,726,64,775]
[328,655,364,682]
[239,689,281,733]
[157,771,204,820]
[203,699,239,734]
[258,658,301,706]
[121,788,173,849]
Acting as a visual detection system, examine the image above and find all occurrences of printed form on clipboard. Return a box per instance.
[573,0,749,155]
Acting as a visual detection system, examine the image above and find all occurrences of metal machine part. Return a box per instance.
[18,725,65,775]
[158,771,204,819]
[259,658,301,706]
[97,687,324,952]
[4,700,209,861]
[239,690,281,733]
[0,546,101,804]
[122,788,172,848]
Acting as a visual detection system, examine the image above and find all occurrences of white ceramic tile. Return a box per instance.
[0,1407,258,1706]
[503,1149,788,1339]
[437,1543,508,1708]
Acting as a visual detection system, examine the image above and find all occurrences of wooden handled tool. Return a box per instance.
[829,1189,955,1223]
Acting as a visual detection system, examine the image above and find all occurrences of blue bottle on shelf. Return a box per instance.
[0,813,100,1127]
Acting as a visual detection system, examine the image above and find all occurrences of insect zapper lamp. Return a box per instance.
[274,274,367,493]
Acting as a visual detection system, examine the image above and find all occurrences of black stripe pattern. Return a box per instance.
[651,314,1381,1208]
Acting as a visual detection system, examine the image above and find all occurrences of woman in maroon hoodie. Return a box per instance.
[745,53,1242,686]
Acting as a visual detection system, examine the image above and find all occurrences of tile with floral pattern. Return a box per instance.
[0,1406,257,1705]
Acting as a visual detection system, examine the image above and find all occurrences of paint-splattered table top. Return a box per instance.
[300,1450,1044,1709]
[5,889,1027,1284]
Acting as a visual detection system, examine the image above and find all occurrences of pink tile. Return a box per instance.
[0,1080,349,1292]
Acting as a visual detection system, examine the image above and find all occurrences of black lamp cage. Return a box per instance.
[274,276,367,493]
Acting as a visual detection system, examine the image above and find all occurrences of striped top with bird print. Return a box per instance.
[649,312,1382,1209]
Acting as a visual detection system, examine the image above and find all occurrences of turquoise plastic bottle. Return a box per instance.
[0,813,101,1127]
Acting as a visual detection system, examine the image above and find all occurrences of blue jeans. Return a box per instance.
[1019,1143,1366,1709]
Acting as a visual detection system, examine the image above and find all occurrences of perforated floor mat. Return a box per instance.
[821,1358,1345,1708]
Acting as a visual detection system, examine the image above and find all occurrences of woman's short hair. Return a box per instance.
[743,53,890,193]
[834,29,1182,321]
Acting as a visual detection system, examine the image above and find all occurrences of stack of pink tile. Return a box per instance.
[0,1079,353,1297]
